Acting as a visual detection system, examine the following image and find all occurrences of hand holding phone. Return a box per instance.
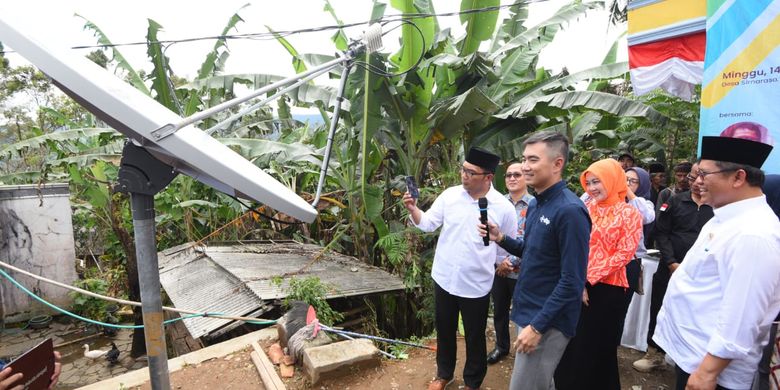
[405,176,419,199]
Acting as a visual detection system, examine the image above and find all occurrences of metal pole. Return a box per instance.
[205,63,336,136]
[326,329,396,359]
[311,62,352,207]
[320,324,436,351]
[168,55,349,132]
[130,193,170,390]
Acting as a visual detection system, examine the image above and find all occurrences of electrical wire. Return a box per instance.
[0,259,276,326]
[351,19,425,78]
[232,196,307,225]
[0,0,546,55]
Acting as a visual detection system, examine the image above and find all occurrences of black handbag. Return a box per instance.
[625,257,644,295]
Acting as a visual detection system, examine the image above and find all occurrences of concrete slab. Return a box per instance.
[76,327,278,390]
[302,338,380,384]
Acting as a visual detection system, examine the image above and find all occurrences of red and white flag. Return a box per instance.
[629,32,705,101]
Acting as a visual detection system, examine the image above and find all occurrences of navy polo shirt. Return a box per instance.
[509,180,591,337]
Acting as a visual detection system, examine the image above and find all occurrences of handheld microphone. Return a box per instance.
[478,197,489,246]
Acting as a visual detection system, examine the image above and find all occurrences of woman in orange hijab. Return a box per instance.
[554,158,643,390]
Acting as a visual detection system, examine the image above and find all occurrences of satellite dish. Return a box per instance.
[0,17,318,223]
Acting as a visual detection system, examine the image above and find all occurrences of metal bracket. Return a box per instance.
[115,142,178,196]
[149,123,178,141]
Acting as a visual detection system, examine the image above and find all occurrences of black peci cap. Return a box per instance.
[700,136,773,168]
[466,147,500,173]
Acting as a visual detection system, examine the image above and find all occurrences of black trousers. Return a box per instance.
[434,281,490,388]
[675,366,733,390]
[554,283,630,390]
[491,274,517,354]
[647,265,671,351]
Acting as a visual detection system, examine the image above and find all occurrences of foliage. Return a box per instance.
[69,278,109,322]
[275,276,343,325]
[618,88,702,167]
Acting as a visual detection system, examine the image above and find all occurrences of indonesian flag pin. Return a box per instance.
[659,203,669,212]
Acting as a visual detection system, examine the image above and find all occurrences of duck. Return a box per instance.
[105,342,120,365]
[83,344,109,359]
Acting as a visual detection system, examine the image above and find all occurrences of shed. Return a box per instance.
[158,241,405,342]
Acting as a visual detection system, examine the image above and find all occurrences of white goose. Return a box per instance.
[83,344,109,359]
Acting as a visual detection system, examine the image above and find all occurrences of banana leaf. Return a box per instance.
[146,19,179,113]
[459,0,500,56]
[497,90,667,125]
[196,4,249,79]
[77,15,150,95]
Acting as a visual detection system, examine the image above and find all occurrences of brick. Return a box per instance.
[302,339,380,384]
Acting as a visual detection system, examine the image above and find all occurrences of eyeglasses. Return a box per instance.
[692,168,738,179]
[460,166,489,178]
[685,174,697,182]
[626,178,640,185]
[505,173,523,180]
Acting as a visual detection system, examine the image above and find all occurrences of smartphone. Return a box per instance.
[405,176,419,199]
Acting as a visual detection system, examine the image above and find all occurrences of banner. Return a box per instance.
[699,0,780,173]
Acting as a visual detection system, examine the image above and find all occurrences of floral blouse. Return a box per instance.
[585,200,642,288]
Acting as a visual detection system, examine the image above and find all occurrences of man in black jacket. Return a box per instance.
[633,162,714,372]
[654,161,692,212]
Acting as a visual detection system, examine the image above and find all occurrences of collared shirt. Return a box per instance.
[654,195,780,389]
[509,180,591,337]
[412,185,517,298]
[502,192,534,280]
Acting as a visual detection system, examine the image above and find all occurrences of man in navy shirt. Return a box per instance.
[480,131,591,390]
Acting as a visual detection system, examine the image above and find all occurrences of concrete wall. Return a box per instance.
[0,183,78,323]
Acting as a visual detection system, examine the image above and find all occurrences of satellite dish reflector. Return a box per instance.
[0,17,318,223]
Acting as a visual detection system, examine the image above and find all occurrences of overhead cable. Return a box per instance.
[1,0,549,55]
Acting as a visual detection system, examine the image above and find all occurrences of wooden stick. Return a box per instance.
[53,333,101,348]
[250,341,286,390]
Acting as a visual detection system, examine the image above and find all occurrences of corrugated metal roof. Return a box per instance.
[158,241,405,339]
[158,246,271,339]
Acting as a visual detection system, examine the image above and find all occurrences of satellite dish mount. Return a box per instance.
[113,142,178,388]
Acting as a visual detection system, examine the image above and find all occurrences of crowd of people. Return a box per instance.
[403,131,780,390]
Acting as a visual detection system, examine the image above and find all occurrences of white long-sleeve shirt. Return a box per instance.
[412,185,517,298]
[628,196,655,258]
[653,195,780,389]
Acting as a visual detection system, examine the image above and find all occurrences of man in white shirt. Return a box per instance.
[653,136,780,390]
[403,147,517,390]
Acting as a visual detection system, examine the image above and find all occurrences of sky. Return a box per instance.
[1,0,626,107]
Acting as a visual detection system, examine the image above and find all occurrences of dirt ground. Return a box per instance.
[132,347,263,390]
[134,336,675,389]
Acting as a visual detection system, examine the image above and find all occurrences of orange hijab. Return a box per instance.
[580,159,628,207]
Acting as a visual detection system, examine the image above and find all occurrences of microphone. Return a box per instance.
[478,197,489,246]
